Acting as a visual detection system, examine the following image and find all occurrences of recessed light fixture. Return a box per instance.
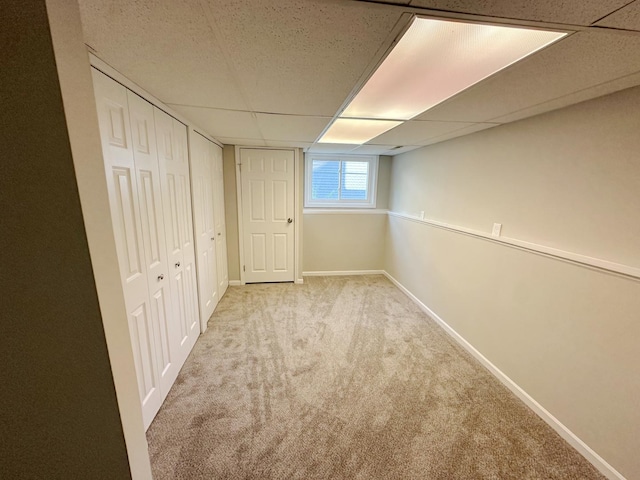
[318,17,567,144]
[317,118,402,144]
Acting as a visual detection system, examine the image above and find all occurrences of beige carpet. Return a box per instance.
[147,275,604,479]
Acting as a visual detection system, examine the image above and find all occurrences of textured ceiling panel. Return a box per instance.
[595,0,640,30]
[78,0,248,110]
[350,145,400,155]
[200,0,404,116]
[417,123,498,146]
[265,140,313,148]
[307,143,361,154]
[491,71,640,123]
[368,120,478,145]
[216,137,267,147]
[381,145,423,156]
[79,0,640,150]
[168,105,263,140]
[407,0,630,25]
[415,30,640,122]
[255,114,331,142]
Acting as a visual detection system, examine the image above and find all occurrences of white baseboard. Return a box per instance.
[382,271,626,480]
[295,278,304,284]
[303,270,385,277]
[230,279,303,285]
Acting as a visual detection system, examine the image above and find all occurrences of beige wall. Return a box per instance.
[385,87,640,479]
[389,92,640,267]
[223,145,240,281]
[1,1,137,477]
[303,213,387,272]
[48,1,152,477]
[376,155,392,210]
[302,155,391,273]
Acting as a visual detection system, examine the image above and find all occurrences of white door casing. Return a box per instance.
[127,91,179,400]
[212,143,229,294]
[155,108,200,365]
[92,69,162,428]
[240,148,295,283]
[190,131,218,331]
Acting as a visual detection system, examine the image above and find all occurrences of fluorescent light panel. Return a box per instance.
[342,18,566,121]
[317,118,401,144]
[318,17,566,144]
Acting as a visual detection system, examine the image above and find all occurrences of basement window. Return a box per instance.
[304,154,377,208]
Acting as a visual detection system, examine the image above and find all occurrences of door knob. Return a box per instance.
[287,218,293,224]
[157,274,164,281]
[175,261,180,268]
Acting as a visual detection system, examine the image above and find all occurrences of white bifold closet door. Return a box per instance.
[212,143,228,295]
[92,68,200,429]
[190,132,219,329]
[154,108,200,366]
[191,133,228,330]
[126,91,180,399]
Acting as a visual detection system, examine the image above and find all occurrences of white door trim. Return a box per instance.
[294,148,302,285]
[235,146,300,285]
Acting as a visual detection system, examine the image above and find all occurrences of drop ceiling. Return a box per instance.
[78,0,640,155]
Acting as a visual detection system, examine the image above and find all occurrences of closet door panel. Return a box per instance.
[129,303,157,404]
[173,119,200,350]
[212,143,229,296]
[184,262,199,342]
[92,69,161,429]
[191,133,219,329]
[128,91,179,398]
[156,109,199,364]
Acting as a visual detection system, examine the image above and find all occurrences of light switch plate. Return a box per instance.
[492,223,502,237]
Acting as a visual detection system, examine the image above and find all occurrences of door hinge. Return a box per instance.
[243,265,245,272]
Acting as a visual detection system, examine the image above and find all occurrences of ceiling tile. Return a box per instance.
[79,0,640,151]
[307,143,360,154]
[349,145,399,155]
[201,0,404,116]
[415,30,640,122]
[417,123,498,146]
[368,120,478,145]
[167,105,263,140]
[216,137,268,147]
[595,0,640,31]
[406,0,630,25]
[78,0,249,110]
[491,71,640,123]
[382,145,423,156]
[265,140,313,148]
[255,114,331,142]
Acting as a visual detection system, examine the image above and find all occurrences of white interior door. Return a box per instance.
[127,91,179,400]
[155,108,200,364]
[212,143,229,294]
[92,69,162,428]
[240,148,295,283]
[190,132,218,330]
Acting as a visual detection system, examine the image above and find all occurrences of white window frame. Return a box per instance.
[304,153,378,208]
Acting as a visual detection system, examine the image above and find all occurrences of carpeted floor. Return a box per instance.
[147,275,604,480]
